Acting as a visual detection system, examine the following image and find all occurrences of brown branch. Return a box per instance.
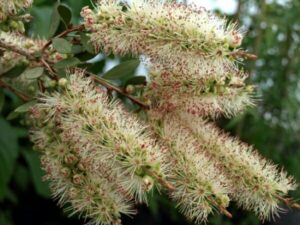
[40,58,58,80]
[41,24,85,53]
[277,195,300,209]
[85,71,150,109]
[145,169,176,192]
[0,79,30,102]
[208,197,233,219]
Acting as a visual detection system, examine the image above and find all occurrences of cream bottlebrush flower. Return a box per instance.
[30,128,135,225]
[0,0,33,21]
[150,112,230,223]
[177,112,297,220]
[144,67,255,118]
[30,71,167,203]
[81,0,243,79]
[0,31,45,74]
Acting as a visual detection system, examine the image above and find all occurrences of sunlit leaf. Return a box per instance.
[52,38,72,54]
[22,67,44,80]
[102,59,139,80]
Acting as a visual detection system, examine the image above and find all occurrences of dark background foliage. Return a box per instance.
[0,0,299,225]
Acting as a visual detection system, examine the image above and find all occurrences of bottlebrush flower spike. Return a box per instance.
[30,128,135,225]
[144,66,255,118]
[0,0,33,21]
[0,31,45,74]
[81,0,243,80]
[29,71,167,204]
[177,112,297,220]
[149,112,231,223]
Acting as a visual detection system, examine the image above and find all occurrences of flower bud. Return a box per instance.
[143,175,154,192]
[64,154,78,166]
[60,167,71,178]
[58,78,68,87]
[72,174,84,185]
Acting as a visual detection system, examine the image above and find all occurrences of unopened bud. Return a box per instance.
[64,154,78,166]
[73,174,84,185]
[68,187,78,198]
[61,167,71,178]
[143,175,154,191]
[58,78,68,87]
[125,85,135,94]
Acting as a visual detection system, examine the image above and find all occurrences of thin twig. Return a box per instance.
[85,71,150,109]
[41,24,85,53]
[40,58,58,80]
[208,197,233,219]
[0,79,30,102]
[145,169,176,192]
[277,195,300,209]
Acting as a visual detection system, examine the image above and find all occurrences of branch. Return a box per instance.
[0,79,30,102]
[277,195,300,209]
[41,24,85,53]
[145,169,176,191]
[85,71,150,109]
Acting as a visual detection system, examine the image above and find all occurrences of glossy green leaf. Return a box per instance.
[57,4,72,26]
[14,101,37,113]
[1,65,27,78]
[0,90,4,113]
[48,3,61,38]
[22,67,44,80]
[125,76,147,86]
[6,111,20,121]
[52,38,73,54]
[22,150,50,198]
[54,57,82,69]
[0,118,19,200]
[80,33,95,54]
[71,45,83,54]
[102,59,139,80]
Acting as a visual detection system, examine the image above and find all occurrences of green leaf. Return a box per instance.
[6,111,20,120]
[53,57,82,69]
[0,118,19,200]
[29,6,53,38]
[80,33,95,54]
[102,59,139,80]
[13,164,29,192]
[22,67,44,80]
[57,4,72,27]
[71,45,83,54]
[48,3,61,38]
[1,65,27,78]
[0,90,4,113]
[125,76,147,86]
[52,38,73,54]
[14,101,37,113]
[22,150,50,198]
[0,212,13,225]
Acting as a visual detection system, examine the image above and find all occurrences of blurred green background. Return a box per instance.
[0,0,300,224]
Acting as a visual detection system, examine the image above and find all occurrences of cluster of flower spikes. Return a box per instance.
[29,71,169,225]
[0,31,43,74]
[81,0,254,118]
[0,31,63,93]
[150,111,231,223]
[0,0,32,22]
[81,0,298,223]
